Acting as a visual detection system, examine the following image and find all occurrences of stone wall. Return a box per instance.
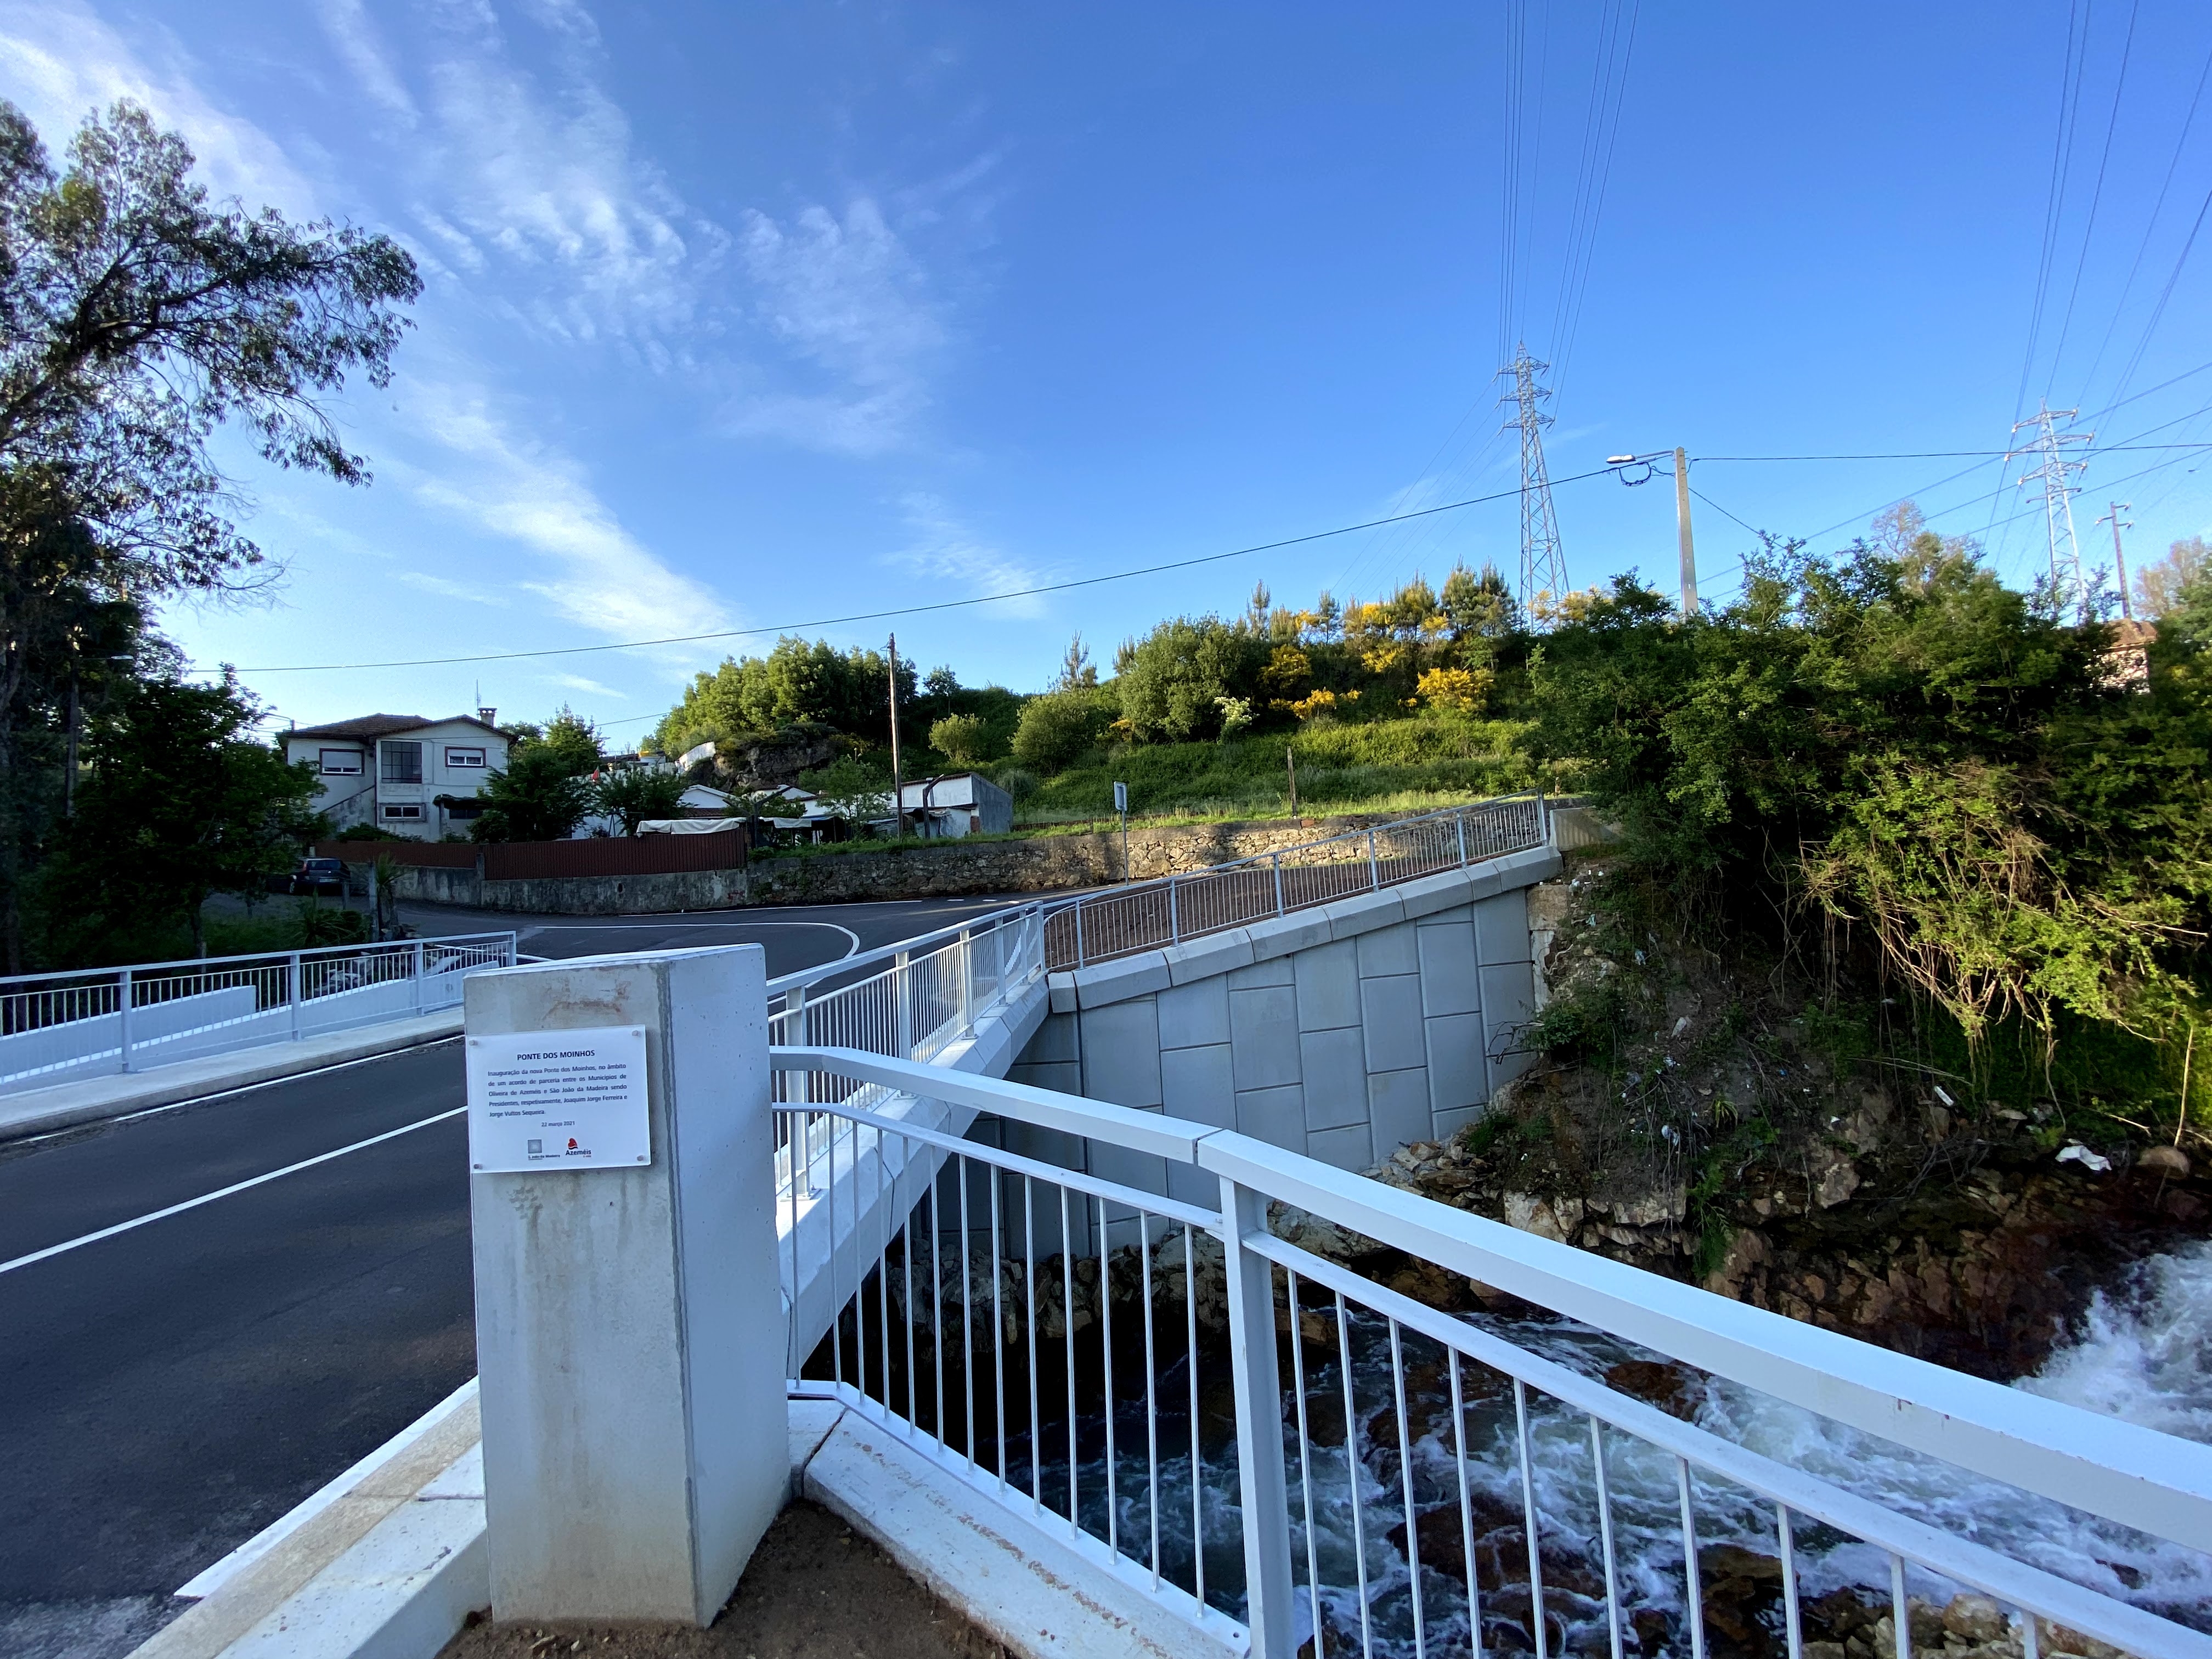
[390,862,749,916]
[394,811,1419,913]
[1002,845,1561,1197]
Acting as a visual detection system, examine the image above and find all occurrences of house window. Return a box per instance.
[444,799,484,820]
[318,749,363,775]
[444,746,487,769]
[381,803,425,821]
[381,741,423,783]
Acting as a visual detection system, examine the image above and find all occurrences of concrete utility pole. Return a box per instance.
[1674,446,1697,617]
[886,632,905,838]
[2098,501,2136,620]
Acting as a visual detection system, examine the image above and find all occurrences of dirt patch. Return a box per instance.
[436,1500,1005,1659]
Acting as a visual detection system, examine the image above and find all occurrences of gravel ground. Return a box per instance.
[436,1501,1003,1659]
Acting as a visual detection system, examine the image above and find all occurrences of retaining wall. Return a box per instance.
[1000,843,1562,1196]
[392,811,1418,913]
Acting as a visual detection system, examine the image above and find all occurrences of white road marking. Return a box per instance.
[0,1107,466,1277]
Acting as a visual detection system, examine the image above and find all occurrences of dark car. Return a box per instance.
[289,857,347,896]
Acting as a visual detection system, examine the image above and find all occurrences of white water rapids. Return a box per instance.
[1036,1241,2212,1655]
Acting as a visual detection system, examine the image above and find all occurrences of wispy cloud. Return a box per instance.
[727,199,947,455]
[407,4,716,342]
[398,569,507,606]
[886,492,1049,619]
[405,383,734,648]
[549,672,623,697]
[0,0,317,211]
[313,0,415,124]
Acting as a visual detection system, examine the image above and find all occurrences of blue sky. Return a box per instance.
[2,1,2208,741]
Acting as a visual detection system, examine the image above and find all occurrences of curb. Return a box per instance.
[0,1012,464,1143]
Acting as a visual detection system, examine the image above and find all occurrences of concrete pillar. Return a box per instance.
[465,944,784,1625]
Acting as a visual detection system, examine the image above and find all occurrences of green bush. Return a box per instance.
[1012,690,1110,771]
[929,713,990,765]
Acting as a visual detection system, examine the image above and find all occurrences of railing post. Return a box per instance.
[1455,809,1469,866]
[1220,1176,1296,1659]
[957,929,973,1035]
[1168,876,1180,945]
[991,917,1007,1006]
[894,950,912,1057]
[465,943,784,1624]
[1074,902,1086,969]
[1271,850,1285,915]
[117,968,134,1074]
[789,984,807,1048]
[1367,826,1380,889]
[289,952,303,1041]
[412,938,426,1015]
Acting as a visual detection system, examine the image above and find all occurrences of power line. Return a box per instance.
[2076,31,2212,403]
[206,465,1626,675]
[2045,0,2140,400]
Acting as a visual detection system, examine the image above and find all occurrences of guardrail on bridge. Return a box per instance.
[1040,792,1549,970]
[0,932,517,1093]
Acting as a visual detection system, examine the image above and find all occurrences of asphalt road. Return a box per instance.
[0,893,1029,1659]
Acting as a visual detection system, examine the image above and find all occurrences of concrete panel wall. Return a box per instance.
[1007,847,1559,1175]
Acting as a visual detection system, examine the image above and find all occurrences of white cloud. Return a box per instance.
[406,383,735,648]
[887,493,1049,619]
[549,672,623,697]
[314,0,416,123]
[410,4,715,340]
[0,0,317,212]
[727,200,946,454]
[398,569,507,606]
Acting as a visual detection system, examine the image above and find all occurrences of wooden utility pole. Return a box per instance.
[1674,446,1697,617]
[887,633,905,837]
[1286,746,1298,816]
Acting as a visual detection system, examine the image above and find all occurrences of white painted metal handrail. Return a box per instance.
[1039,792,1550,970]
[0,932,516,1092]
[771,1044,2212,1659]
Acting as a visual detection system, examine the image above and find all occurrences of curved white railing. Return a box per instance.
[770,1046,2212,1659]
[0,933,516,1092]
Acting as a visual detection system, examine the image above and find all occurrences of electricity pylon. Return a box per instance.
[1500,343,1567,622]
[2010,403,2094,622]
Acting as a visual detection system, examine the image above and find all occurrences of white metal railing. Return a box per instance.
[0,933,517,1093]
[1041,793,1549,971]
[770,1046,2212,1659]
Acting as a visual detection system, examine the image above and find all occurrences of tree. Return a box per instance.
[470,746,592,843]
[651,636,912,756]
[514,706,602,775]
[1012,691,1106,771]
[47,673,322,958]
[0,100,416,965]
[1115,617,1251,740]
[930,713,989,765]
[2136,535,2209,619]
[1054,634,1098,690]
[797,756,890,833]
[592,767,690,836]
[1529,523,2211,1049]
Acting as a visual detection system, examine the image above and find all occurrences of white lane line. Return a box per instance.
[0,1107,466,1277]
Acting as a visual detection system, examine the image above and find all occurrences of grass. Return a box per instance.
[1004,715,1553,822]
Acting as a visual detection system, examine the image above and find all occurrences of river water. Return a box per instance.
[1000,1240,2212,1657]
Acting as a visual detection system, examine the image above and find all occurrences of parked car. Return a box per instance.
[289,857,347,896]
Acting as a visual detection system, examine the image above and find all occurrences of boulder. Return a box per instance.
[2137,1144,2191,1180]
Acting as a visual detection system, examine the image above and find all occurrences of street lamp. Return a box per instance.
[1606,448,1697,617]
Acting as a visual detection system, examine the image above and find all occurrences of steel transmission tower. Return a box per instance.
[1500,343,1568,620]
[2010,403,2095,622]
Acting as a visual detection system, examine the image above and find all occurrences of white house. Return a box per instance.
[286,711,510,841]
[893,772,1014,838]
